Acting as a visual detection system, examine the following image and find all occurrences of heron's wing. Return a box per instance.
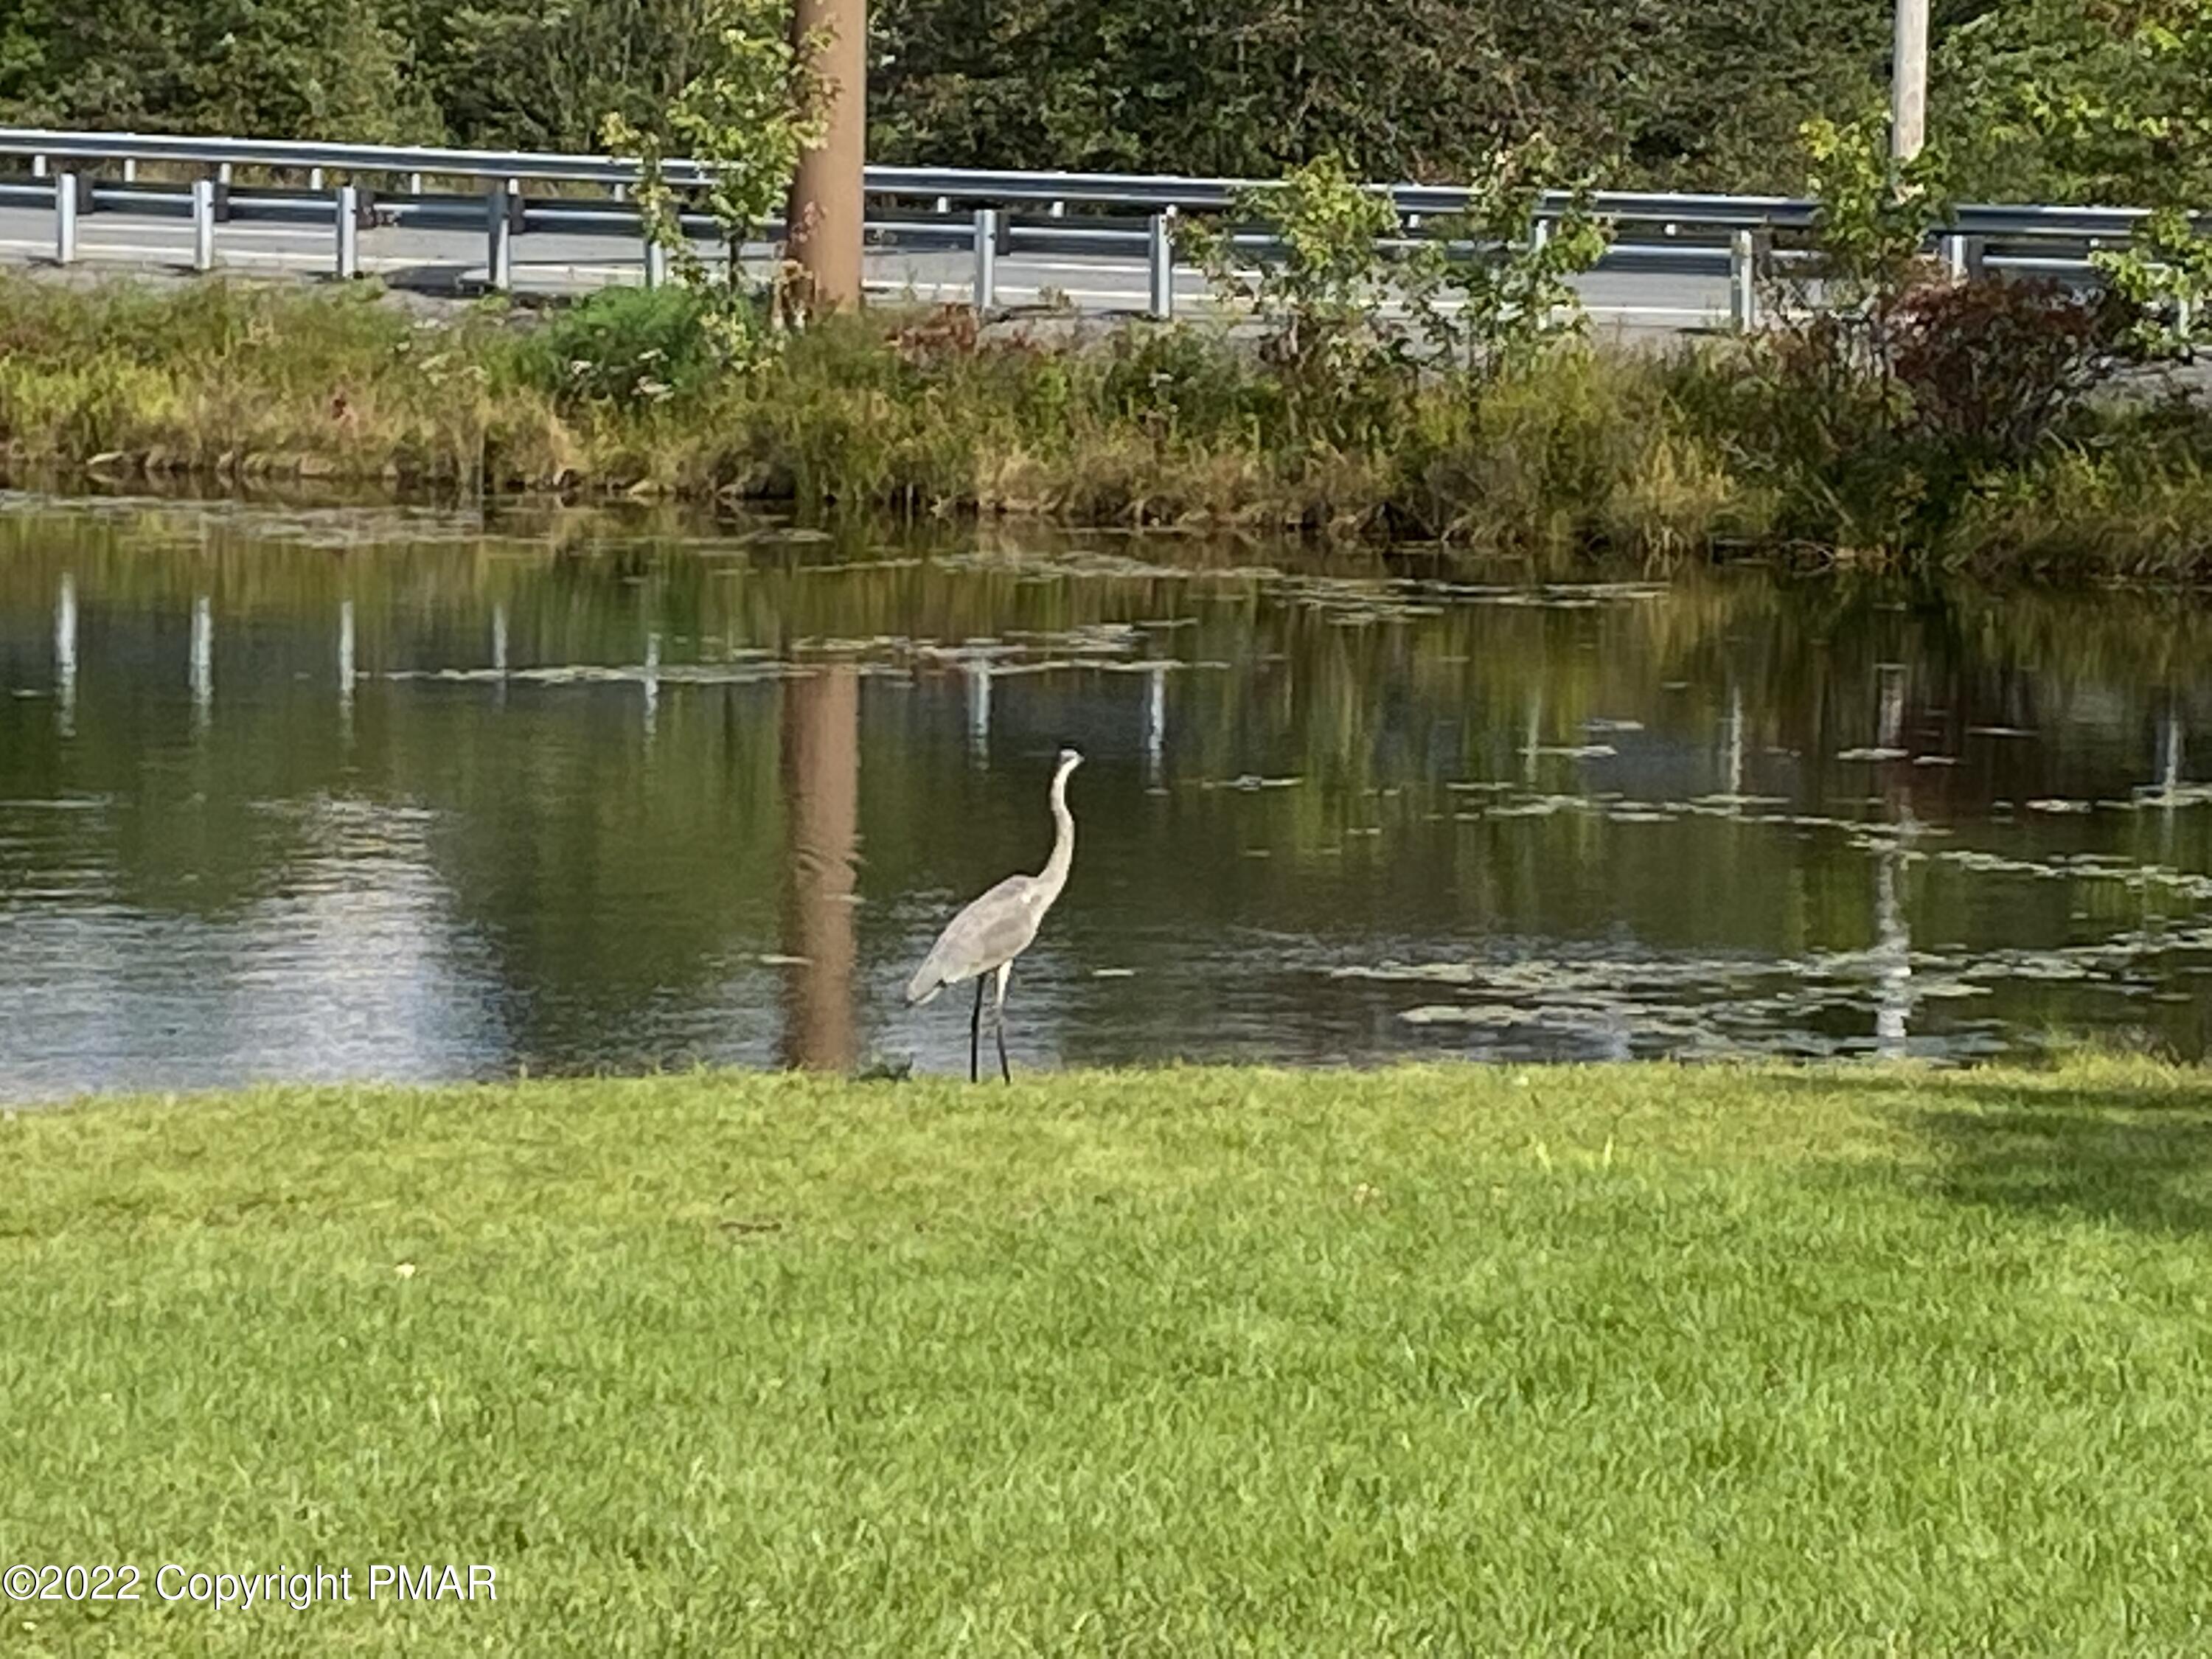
[907,874,1041,1000]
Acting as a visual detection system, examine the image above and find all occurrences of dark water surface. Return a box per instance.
[2,493,2209,1101]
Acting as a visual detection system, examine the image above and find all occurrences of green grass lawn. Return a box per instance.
[5,1060,2212,1655]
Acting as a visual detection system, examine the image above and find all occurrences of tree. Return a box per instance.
[0,0,432,141]
[1936,1,2211,352]
[418,0,712,153]
[602,0,824,356]
[1937,0,2212,204]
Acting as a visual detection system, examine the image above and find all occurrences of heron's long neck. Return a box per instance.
[1039,768,1076,898]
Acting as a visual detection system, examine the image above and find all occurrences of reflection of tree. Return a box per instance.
[778,666,858,1071]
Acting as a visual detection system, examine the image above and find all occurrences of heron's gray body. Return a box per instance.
[905,872,1056,1004]
[906,748,1082,1079]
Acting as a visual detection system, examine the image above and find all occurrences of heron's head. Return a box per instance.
[1057,744,1084,775]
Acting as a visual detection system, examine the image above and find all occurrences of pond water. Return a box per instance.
[1,493,2209,1102]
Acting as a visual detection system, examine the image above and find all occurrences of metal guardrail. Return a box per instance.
[0,125,2169,326]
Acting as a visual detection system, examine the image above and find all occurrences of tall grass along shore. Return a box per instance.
[5,1058,2212,1654]
[3,275,2210,578]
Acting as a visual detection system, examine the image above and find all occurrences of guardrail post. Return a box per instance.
[309,167,325,191]
[643,234,669,289]
[191,177,217,271]
[487,181,515,291]
[1939,232,1991,280]
[121,157,137,184]
[54,170,78,265]
[973,207,998,315]
[408,172,425,195]
[31,154,48,179]
[1729,228,1760,333]
[335,184,361,279]
[1147,209,1176,320]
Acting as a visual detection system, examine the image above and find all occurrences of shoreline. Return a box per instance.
[3,271,2211,582]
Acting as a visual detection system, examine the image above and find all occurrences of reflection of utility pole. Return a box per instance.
[1892,0,1929,161]
[785,0,866,312]
[965,660,992,766]
[189,594,212,733]
[1877,663,1906,751]
[338,599,356,742]
[55,573,76,737]
[1722,681,1744,801]
[779,666,860,1071]
[1873,833,1914,1059]
[1144,663,1167,786]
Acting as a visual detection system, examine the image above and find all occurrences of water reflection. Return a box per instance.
[0,494,2208,1101]
[779,665,859,1071]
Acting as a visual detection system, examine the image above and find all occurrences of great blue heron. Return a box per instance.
[905,745,1082,1082]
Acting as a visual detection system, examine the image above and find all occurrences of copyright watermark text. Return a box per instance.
[4,1562,496,1610]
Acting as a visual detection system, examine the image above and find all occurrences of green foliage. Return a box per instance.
[869,0,1894,192]
[0,0,434,141]
[2094,206,2212,358]
[418,0,713,153]
[1182,155,1411,447]
[1798,114,1953,299]
[526,285,722,408]
[1401,142,1610,380]
[11,1060,2212,1651]
[1938,0,2212,206]
[7,273,2212,572]
[1183,148,1606,448]
[600,0,824,363]
[1938,1,2212,357]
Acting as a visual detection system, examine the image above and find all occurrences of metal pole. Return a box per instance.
[335,184,360,279]
[408,172,425,195]
[973,208,998,315]
[487,182,513,291]
[122,157,137,184]
[31,153,47,179]
[644,234,668,290]
[54,171,77,265]
[308,166,325,191]
[1891,0,1930,163]
[1730,229,1759,332]
[191,178,216,271]
[1147,209,1176,320]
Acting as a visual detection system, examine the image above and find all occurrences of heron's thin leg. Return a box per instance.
[995,961,1012,1083]
[970,974,985,1084]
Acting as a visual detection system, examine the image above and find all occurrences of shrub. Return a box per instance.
[529,285,725,409]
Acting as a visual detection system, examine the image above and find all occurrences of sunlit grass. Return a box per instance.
[4,1059,2211,1654]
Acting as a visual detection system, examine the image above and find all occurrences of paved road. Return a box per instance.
[0,200,1733,331]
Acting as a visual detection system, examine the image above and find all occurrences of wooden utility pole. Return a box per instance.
[1891,0,1930,161]
[785,0,866,312]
